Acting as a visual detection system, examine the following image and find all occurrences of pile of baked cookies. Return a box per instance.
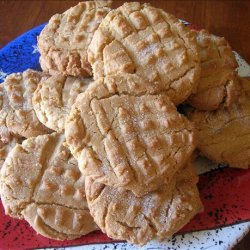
[0,1,249,246]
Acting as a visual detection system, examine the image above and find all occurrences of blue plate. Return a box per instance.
[0,24,46,83]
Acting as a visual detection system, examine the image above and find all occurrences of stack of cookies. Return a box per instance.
[0,1,249,246]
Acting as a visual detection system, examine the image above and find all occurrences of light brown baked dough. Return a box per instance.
[188,29,239,111]
[65,73,196,196]
[0,84,22,170]
[0,70,52,138]
[85,160,203,245]
[33,75,92,132]
[88,2,200,105]
[38,1,112,77]
[189,77,250,169]
[0,133,97,240]
[0,134,22,170]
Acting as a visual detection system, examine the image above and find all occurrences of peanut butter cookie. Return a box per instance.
[188,30,239,111]
[0,133,97,240]
[65,74,196,196]
[0,70,52,138]
[88,2,200,105]
[33,75,92,132]
[38,1,112,77]
[189,77,250,169]
[85,160,203,245]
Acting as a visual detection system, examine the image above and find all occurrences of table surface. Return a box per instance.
[0,0,249,249]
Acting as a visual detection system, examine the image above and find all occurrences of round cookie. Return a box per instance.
[85,160,203,245]
[189,77,250,169]
[65,73,196,196]
[188,29,239,111]
[0,69,52,138]
[38,1,112,77]
[0,133,97,240]
[33,75,92,132]
[88,2,200,105]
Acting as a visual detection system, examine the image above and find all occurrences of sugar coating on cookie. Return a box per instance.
[0,133,97,240]
[38,1,112,77]
[33,75,92,132]
[188,29,239,111]
[189,77,250,169]
[0,69,52,138]
[85,160,203,245]
[88,2,200,105]
[65,74,196,196]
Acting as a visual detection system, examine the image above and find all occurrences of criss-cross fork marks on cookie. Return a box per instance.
[0,133,97,240]
[38,1,112,77]
[0,69,52,138]
[65,74,196,197]
[88,2,200,105]
[33,74,92,132]
[85,161,203,245]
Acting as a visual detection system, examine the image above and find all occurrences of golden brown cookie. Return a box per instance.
[88,2,200,105]
[0,69,52,138]
[33,75,92,132]
[188,29,239,111]
[188,77,250,169]
[38,1,112,77]
[65,74,196,196]
[85,160,203,245]
[0,133,97,240]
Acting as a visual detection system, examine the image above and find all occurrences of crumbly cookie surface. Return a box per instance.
[0,69,52,138]
[38,1,112,77]
[0,133,97,240]
[189,77,250,169]
[33,75,92,132]
[65,74,196,196]
[88,2,200,105]
[85,160,203,245]
[188,30,239,111]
